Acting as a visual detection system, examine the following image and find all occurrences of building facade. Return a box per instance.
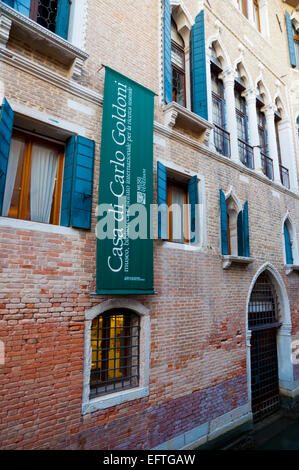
[0,0,299,450]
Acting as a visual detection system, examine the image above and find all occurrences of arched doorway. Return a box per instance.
[248,271,281,422]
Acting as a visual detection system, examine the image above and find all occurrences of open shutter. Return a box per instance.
[220,189,228,255]
[55,0,71,40]
[157,161,168,239]
[284,223,293,265]
[61,135,95,229]
[286,12,297,68]
[13,0,31,17]
[243,201,250,257]
[188,175,199,244]
[0,98,14,215]
[191,10,208,120]
[164,0,172,104]
[60,135,76,227]
[237,210,244,257]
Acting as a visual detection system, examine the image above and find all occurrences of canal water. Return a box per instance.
[254,416,299,450]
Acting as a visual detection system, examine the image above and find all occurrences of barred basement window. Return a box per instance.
[90,310,140,398]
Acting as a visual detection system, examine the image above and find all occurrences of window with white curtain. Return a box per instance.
[2,132,64,225]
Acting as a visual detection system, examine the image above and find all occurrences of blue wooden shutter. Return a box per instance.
[191,10,208,120]
[13,0,31,17]
[220,189,228,255]
[284,223,293,265]
[164,0,172,104]
[0,98,14,215]
[157,161,168,239]
[243,201,250,257]
[237,210,244,257]
[2,0,14,8]
[60,135,76,227]
[188,175,199,244]
[55,0,71,40]
[61,135,95,229]
[286,12,297,68]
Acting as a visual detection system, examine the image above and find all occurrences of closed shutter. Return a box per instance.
[61,135,95,229]
[191,11,208,120]
[0,98,14,215]
[284,223,293,265]
[164,0,172,104]
[55,0,71,40]
[13,0,31,17]
[243,201,250,257]
[237,210,244,256]
[220,189,228,255]
[286,12,297,68]
[188,175,199,244]
[157,161,168,239]
[237,201,250,257]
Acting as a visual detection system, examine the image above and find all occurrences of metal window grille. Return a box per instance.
[238,139,254,169]
[214,124,231,158]
[37,0,58,33]
[261,153,274,181]
[90,310,140,398]
[249,272,281,422]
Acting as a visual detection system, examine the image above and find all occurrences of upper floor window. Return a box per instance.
[2,132,64,224]
[237,0,248,18]
[157,161,201,245]
[253,0,261,32]
[210,45,230,158]
[2,0,71,40]
[0,98,95,230]
[293,25,299,67]
[171,20,186,107]
[90,310,140,398]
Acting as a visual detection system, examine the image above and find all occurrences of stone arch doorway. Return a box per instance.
[248,271,281,422]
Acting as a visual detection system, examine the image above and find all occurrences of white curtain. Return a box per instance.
[2,138,25,217]
[30,144,58,224]
[171,185,185,242]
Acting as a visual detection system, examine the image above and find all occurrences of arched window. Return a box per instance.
[210,45,230,157]
[235,69,252,168]
[90,309,140,398]
[256,91,272,180]
[171,19,186,107]
[220,189,250,258]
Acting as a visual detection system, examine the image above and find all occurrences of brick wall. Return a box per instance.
[0,0,298,450]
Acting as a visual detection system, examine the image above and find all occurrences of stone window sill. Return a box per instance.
[0,3,88,79]
[222,255,255,270]
[163,102,213,144]
[0,216,80,236]
[285,264,299,275]
[82,386,149,414]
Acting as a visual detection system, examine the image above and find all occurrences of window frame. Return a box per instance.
[90,309,140,399]
[171,40,186,108]
[253,0,261,32]
[5,129,64,225]
[166,178,190,244]
[82,300,150,414]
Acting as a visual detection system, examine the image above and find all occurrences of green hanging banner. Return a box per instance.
[96,66,155,295]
